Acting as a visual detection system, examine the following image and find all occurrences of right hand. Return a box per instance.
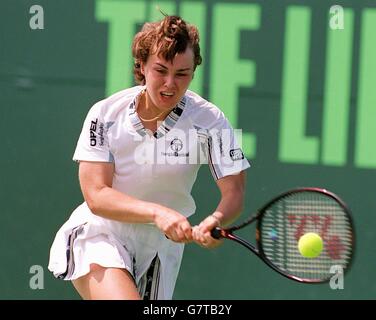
[192,214,224,249]
[153,205,193,243]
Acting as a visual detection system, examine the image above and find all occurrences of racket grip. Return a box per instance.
[211,227,223,239]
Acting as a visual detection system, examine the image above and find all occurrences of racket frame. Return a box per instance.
[212,187,355,283]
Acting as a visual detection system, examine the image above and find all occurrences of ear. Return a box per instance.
[140,62,145,75]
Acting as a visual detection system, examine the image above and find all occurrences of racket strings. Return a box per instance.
[260,191,353,281]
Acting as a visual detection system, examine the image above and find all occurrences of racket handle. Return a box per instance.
[211,227,223,239]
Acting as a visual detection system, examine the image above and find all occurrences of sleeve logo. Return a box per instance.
[229,148,244,161]
[90,118,98,146]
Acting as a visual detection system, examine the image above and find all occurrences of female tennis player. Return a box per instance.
[48,14,250,300]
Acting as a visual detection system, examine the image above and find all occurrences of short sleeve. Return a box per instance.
[72,102,114,163]
[207,114,250,180]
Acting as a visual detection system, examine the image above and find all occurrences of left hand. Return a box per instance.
[192,214,224,249]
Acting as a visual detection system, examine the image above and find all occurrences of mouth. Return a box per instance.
[160,91,174,98]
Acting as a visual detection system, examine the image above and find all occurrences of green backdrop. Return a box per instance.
[1,0,375,299]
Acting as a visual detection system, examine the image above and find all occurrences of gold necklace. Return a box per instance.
[138,113,164,122]
[137,90,166,122]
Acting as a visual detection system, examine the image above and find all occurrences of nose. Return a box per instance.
[164,74,175,88]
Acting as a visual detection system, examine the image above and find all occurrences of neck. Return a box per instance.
[137,90,168,122]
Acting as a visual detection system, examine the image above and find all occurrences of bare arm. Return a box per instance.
[210,170,246,226]
[192,171,246,248]
[78,161,192,242]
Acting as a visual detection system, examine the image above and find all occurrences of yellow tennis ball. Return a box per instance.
[298,232,323,258]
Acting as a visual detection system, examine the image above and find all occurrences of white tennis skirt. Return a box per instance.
[48,202,185,300]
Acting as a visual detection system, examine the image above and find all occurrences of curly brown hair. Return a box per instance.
[132,15,202,85]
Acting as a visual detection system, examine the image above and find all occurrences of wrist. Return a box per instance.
[211,212,223,226]
[149,203,161,223]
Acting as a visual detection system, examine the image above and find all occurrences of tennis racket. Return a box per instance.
[211,188,354,283]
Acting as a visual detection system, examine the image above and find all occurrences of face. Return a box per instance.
[141,47,194,112]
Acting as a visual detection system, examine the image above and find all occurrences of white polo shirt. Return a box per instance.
[49,86,251,298]
[73,85,250,217]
